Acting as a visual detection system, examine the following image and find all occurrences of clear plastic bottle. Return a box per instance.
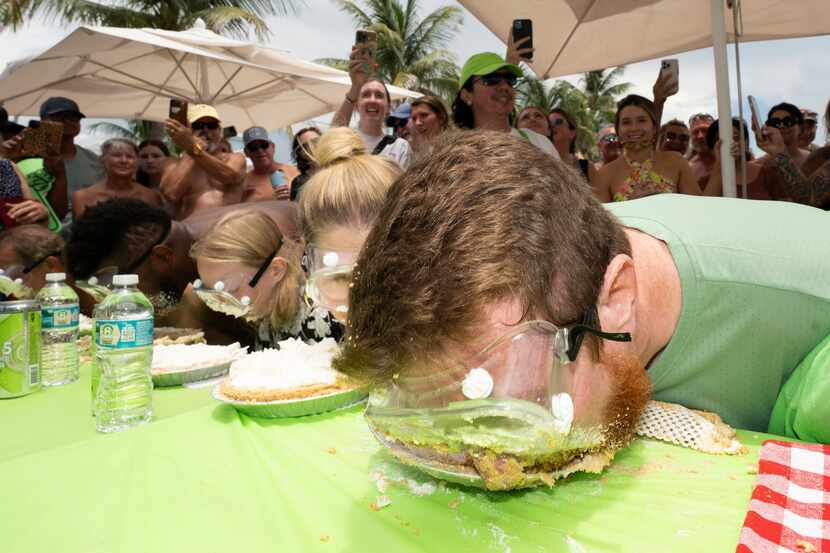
[93,274,154,433]
[35,273,80,386]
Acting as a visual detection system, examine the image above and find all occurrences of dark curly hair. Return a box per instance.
[65,198,171,279]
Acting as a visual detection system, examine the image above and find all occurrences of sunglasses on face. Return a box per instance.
[599,133,619,144]
[766,116,798,129]
[664,131,689,142]
[191,121,220,131]
[246,141,270,153]
[550,118,568,127]
[476,73,519,88]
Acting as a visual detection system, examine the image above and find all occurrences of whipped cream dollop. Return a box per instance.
[228,338,340,390]
[461,367,493,400]
[550,392,574,434]
[152,343,247,373]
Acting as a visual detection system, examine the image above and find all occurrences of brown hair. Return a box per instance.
[411,95,450,131]
[299,127,401,245]
[334,130,630,382]
[190,210,304,330]
[549,108,577,153]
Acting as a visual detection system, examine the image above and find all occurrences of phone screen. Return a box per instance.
[169,99,189,126]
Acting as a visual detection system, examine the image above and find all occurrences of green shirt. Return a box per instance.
[606,195,830,431]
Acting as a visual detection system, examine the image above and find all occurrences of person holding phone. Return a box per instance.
[241,126,299,203]
[0,155,48,229]
[755,103,811,169]
[331,31,412,169]
[161,104,247,220]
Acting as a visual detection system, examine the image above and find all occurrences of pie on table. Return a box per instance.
[218,338,356,402]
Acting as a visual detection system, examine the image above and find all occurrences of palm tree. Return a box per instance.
[2,0,297,40]
[88,120,164,143]
[580,67,632,131]
[318,0,463,100]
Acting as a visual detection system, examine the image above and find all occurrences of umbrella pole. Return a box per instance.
[711,0,737,197]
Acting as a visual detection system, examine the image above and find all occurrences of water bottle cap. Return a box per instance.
[45,272,66,282]
[112,274,139,286]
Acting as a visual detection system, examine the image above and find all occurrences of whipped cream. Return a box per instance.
[462,367,493,400]
[153,343,247,373]
[228,338,340,390]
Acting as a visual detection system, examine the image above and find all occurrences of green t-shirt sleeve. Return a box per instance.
[769,333,830,444]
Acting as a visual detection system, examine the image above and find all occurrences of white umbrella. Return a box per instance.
[458,0,830,196]
[0,20,419,130]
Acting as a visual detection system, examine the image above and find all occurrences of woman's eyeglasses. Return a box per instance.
[191,121,220,131]
[766,116,798,129]
[599,133,620,144]
[476,73,519,88]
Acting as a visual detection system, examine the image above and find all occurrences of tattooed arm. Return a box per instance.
[771,153,830,209]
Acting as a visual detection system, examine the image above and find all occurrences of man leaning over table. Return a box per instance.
[335,129,830,447]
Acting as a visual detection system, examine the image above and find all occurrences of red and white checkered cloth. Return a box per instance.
[737,440,830,553]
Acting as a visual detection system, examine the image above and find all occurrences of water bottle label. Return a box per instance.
[42,305,80,330]
[95,319,153,349]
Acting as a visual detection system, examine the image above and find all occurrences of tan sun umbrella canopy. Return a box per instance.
[459,0,830,78]
[0,20,419,129]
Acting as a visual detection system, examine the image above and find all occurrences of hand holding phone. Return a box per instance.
[511,19,534,61]
[354,29,377,75]
[659,59,679,96]
[169,99,189,126]
[748,95,762,133]
[22,120,63,158]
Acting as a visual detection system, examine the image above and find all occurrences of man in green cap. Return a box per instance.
[452,52,559,159]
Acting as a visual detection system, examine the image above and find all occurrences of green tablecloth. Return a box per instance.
[1,364,769,552]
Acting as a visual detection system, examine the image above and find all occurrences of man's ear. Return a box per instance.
[45,255,62,273]
[596,254,637,335]
[149,244,174,269]
[269,257,288,285]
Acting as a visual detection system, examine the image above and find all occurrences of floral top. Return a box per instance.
[612,154,676,202]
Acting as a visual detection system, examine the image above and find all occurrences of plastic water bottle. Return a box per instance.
[93,274,154,433]
[35,273,80,386]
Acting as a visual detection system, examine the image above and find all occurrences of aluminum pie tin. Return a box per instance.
[212,384,368,418]
[152,361,232,388]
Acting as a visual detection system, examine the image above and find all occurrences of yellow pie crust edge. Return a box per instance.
[218,375,354,402]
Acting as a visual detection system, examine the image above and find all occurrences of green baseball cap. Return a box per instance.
[458,52,522,90]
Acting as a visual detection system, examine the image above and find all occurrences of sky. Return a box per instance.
[1,0,829,152]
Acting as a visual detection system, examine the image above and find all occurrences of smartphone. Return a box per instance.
[22,119,63,158]
[223,126,237,139]
[356,29,377,56]
[660,59,679,95]
[748,95,762,133]
[169,98,189,126]
[512,19,533,60]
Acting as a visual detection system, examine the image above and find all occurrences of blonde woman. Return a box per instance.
[299,127,401,320]
[190,209,340,348]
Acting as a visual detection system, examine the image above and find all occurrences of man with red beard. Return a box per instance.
[336,130,830,485]
[241,126,299,203]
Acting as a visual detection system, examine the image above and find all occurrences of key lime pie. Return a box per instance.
[217,338,358,402]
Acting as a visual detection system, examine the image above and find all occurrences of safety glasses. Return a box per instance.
[304,245,359,315]
[599,133,620,144]
[192,250,277,319]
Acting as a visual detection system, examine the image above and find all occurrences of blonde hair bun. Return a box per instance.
[312,127,368,169]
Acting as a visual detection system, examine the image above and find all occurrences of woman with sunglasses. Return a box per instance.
[756,103,811,169]
[299,127,401,321]
[331,41,411,169]
[593,95,700,202]
[453,53,559,158]
[71,138,162,220]
[190,209,340,348]
[548,108,596,182]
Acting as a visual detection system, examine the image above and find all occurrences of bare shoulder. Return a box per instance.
[657,150,686,166]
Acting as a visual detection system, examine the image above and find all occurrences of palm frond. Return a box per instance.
[189,6,270,40]
[313,57,350,72]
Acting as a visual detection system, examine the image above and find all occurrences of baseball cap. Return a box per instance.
[801,108,818,122]
[39,97,86,119]
[458,53,522,90]
[242,126,271,147]
[386,103,411,127]
[187,104,221,125]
